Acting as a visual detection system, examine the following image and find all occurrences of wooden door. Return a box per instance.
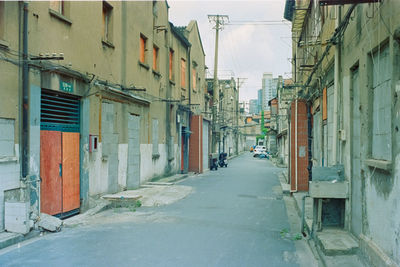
[62,132,80,212]
[40,131,62,215]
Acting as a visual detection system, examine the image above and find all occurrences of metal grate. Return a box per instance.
[41,89,80,132]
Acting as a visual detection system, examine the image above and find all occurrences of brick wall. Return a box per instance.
[189,115,203,173]
[290,99,309,192]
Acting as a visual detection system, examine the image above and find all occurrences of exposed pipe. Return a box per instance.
[295,99,298,192]
[22,1,29,178]
[307,102,313,182]
[164,25,172,170]
[333,5,341,165]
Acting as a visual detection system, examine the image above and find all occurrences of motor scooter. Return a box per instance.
[218,152,228,167]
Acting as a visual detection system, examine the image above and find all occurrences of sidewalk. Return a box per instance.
[0,172,193,250]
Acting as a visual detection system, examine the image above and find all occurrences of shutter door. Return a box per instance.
[41,89,80,132]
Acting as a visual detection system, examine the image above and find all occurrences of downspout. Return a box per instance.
[295,99,298,192]
[22,1,29,179]
[307,102,312,182]
[333,5,341,165]
[185,44,192,174]
[165,27,172,173]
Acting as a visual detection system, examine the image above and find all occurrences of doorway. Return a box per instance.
[40,89,80,218]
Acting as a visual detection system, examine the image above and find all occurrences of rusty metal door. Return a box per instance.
[40,130,62,215]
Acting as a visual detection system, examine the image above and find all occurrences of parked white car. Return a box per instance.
[253,146,267,157]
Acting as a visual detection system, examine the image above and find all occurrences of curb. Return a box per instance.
[0,230,41,251]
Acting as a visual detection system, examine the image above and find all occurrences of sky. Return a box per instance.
[168,0,292,102]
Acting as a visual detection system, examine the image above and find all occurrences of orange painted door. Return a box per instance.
[40,131,62,215]
[62,132,80,212]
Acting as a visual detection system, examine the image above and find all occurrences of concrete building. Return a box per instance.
[249,99,258,115]
[276,79,295,167]
[0,1,207,234]
[285,0,400,265]
[261,72,279,111]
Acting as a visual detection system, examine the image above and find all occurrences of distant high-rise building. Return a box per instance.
[257,89,263,114]
[249,99,258,115]
[261,72,279,111]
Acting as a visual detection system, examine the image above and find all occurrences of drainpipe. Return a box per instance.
[333,5,341,165]
[22,1,29,179]
[165,27,172,173]
[307,102,312,182]
[185,44,192,174]
[295,99,298,192]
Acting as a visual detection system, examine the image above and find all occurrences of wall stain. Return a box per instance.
[370,168,394,200]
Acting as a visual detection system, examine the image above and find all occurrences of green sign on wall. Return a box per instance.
[60,80,73,93]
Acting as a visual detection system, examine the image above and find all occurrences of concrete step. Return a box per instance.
[316,229,359,256]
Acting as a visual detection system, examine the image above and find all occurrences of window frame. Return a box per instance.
[139,34,148,67]
[48,0,72,25]
[369,43,392,163]
[169,49,174,81]
[0,1,5,41]
[181,58,186,89]
[102,1,113,46]
[152,45,159,71]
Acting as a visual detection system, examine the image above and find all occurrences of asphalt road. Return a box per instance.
[0,153,307,267]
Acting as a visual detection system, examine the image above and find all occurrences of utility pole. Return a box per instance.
[208,14,229,153]
[236,78,247,155]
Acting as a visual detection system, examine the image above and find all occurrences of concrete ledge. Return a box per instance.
[309,181,349,199]
[316,229,359,256]
[364,159,392,171]
[359,234,399,267]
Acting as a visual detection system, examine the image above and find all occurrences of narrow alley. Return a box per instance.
[0,154,316,267]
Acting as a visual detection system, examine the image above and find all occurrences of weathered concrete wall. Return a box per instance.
[140,144,179,183]
[339,2,400,265]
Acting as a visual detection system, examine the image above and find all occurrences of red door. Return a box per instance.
[40,131,62,215]
[62,132,80,212]
[40,131,80,215]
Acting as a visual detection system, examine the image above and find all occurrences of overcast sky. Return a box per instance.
[168,0,292,102]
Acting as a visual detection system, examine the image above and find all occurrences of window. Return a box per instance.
[0,1,4,40]
[169,49,174,80]
[192,61,197,91]
[152,119,159,157]
[102,1,113,43]
[0,118,15,157]
[50,0,64,15]
[153,45,159,71]
[181,58,186,88]
[192,68,196,90]
[49,0,71,24]
[140,35,147,64]
[371,44,391,161]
